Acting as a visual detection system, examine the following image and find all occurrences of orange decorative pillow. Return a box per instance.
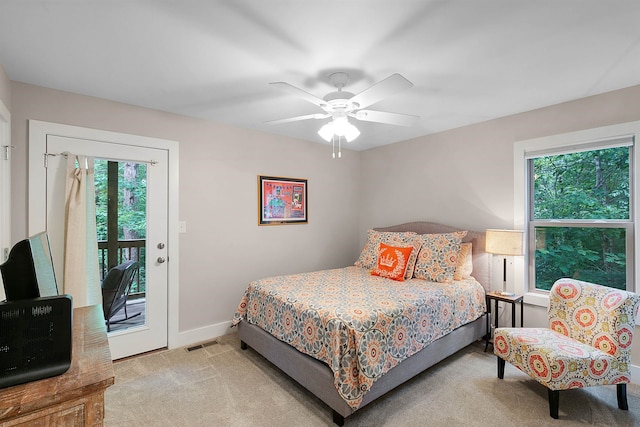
[355,229,417,271]
[371,243,414,281]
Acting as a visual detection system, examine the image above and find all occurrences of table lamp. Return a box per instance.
[485,229,524,295]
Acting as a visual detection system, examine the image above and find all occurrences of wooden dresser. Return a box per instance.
[0,305,115,426]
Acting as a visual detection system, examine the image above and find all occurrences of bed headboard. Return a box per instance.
[374,221,489,291]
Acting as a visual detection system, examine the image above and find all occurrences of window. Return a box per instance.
[527,140,633,291]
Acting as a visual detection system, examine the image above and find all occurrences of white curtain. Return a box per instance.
[63,155,101,307]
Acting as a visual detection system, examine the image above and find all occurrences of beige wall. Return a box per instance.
[7,77,640,364]
[360,84,640,234]
[10,82,361,336]
[359,84,640,365]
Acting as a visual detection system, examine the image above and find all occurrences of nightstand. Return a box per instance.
[484,291,524,351]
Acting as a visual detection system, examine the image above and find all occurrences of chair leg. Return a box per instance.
[548,389,559,419]
[617,384,628,410]
[497,357,505,379]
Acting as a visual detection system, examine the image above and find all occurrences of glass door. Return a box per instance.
[45,135,168,359]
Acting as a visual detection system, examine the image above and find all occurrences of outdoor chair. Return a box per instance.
[101,260,140,332]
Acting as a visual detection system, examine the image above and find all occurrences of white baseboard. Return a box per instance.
[631,363,640,383]
[171,320,234,349]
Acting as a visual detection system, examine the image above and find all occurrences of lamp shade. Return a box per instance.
[344,122,360,142]
[485,229,524,256]
[318,122,334,142]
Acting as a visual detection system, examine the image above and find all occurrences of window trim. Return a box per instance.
[514,121,640,309]
[525,135,633,159]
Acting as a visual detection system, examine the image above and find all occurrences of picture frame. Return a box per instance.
[258,175,307,225]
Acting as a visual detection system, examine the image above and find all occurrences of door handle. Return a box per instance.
[157,256,166,264]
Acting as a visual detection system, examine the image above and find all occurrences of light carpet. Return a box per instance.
[105,332,640,426]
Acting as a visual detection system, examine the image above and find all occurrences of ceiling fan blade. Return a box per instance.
[349,73,414,109]
[270,82,327,108]
[265,113,330,125]
[352,110,419,127]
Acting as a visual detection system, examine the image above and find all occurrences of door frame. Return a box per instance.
[0,99,10,291]
[28,120,180,351]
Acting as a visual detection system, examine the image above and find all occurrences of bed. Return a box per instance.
[233,222,490,425]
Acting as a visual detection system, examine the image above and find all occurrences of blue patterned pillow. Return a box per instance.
[413,231,467,283]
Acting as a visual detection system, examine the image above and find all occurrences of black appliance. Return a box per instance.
[0,232,72,388]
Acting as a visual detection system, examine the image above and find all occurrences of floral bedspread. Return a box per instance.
[232,266,485,409]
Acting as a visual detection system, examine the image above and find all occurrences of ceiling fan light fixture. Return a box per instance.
[318,122,334,142]
[332,116,349,136]
[344,123,360,142]
[318,118,360,143]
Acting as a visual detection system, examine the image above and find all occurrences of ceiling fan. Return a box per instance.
[266,72,419,149]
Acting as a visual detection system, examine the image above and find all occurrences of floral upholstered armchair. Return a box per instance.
[493,278,640,419]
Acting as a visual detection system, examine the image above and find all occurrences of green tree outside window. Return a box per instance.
[531,146,630,291]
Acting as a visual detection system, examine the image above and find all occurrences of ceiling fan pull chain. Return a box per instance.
[338,136,342,158]
[332,135,336,159]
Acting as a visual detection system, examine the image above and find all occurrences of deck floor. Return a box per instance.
[107,298,146,333]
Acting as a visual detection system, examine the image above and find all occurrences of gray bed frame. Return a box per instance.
[238,222,490,425]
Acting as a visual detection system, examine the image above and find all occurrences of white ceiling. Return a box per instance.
[1,1,640,151]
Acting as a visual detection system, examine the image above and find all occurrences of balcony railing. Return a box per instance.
[98,239,146,297]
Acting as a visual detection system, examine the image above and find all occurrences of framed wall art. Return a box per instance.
[258,175,307,225]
